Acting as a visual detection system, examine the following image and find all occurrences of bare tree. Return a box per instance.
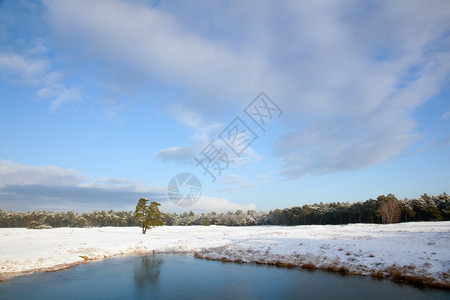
[379,199,401,224]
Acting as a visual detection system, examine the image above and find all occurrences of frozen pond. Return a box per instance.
[0,254,448,299]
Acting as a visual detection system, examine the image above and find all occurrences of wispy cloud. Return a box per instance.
[155,146,197,166]
[0,159,85,187]
[166,103,222,131]
[441,111,450,121]
[101,98,125,119]
[0,49,82,112]
[215,174,257,192]
[43,0,450,180]
[39,83,82,112]
[43,0,274,115]
[0,52,47,82]
[157,102,263,169]
[155,103,227,166]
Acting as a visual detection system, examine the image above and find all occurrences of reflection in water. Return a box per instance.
[134,255,163,290]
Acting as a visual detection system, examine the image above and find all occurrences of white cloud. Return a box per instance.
[155,132,262,171]
[44,0,276,112]
[0,159,166,211]
[0,159,85,187]
[156,104,228,166]
[0,52,47,83]
[158,102,263,168]
[441,111,450,121]
[253,173,280,185]
[0,49,82,111]
[41,85,82,112]
[231,146,262,167]
[101,98,125,119]
[43,0,450,179]
[195,195,255,212]
[215,174,257,192]
[255,174,270,181]
[81,176,166,195]
[0,159,165,192]
[167,103,222,131]
[155,146,196,165]
[220,174,246,185]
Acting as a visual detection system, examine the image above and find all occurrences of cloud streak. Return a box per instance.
[0,159,85,187]
[155,146,197,166]
[0,52,47,82]
[0,50,83,111]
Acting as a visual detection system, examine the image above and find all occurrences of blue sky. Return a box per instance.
[0,0,449,213]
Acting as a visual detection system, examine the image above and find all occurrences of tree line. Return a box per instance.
[0,193,448,228]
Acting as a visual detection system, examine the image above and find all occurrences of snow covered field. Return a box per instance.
[0,222,449,288]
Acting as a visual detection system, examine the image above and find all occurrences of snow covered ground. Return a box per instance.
[0,222,449,288]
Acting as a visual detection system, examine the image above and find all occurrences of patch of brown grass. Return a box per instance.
[371,270,385,278]
[337,266,349,274]
[273,261,296,268]
[44,262,83,273]
[193,254,449,289]
[302,262,317,269]
[326,264,337,272]
[387,265,450,289]
[323,263,348,274]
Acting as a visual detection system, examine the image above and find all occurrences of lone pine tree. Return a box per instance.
[134,198,165,234]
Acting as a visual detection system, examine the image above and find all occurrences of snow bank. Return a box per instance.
[0,222,449,288]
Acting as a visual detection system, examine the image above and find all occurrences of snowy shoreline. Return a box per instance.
[1,222,449,288]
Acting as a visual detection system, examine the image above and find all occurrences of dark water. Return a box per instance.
[0,254,448,300]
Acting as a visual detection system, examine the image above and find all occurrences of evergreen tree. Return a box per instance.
[134,198,165,234]
[400,200,415,222]
[426,199,442,221]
